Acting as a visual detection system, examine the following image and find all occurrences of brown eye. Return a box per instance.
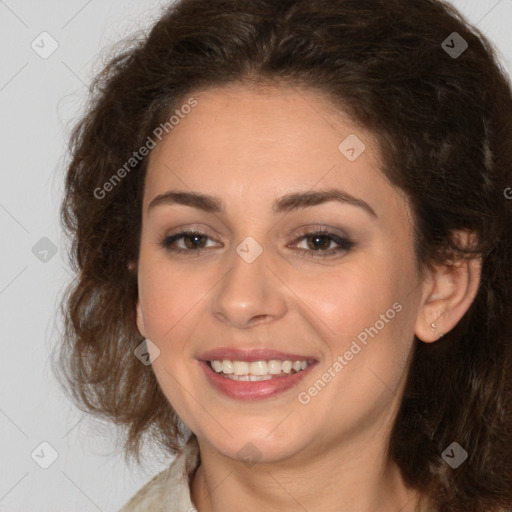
[183,233,207,249]
[306,234,333,251]
[293,229,355,260]
[161,230,219,254]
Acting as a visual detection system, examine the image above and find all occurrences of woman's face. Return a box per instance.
[136,83,426,465]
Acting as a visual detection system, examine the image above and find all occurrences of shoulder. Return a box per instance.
[117,469,170,512]
[117,436,200,512]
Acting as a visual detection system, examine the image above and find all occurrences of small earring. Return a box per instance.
[430,321,444,340]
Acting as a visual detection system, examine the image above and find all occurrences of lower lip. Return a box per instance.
[199,361,316,400]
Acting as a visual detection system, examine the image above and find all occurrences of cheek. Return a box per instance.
[137,253,211,341]
[289,256,415,387]
[288,261,399,342]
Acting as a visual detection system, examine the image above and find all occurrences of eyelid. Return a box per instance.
[291,224,351,241]
[160,225,354,260]
[160,228,221,252]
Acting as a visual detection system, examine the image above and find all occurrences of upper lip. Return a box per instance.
[199,347,317,362]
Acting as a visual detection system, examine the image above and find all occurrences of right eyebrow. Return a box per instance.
[148,191,223,213]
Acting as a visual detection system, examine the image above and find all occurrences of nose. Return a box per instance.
[210,243,288,329]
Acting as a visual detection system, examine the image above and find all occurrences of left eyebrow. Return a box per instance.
[147,188,377,218]
[272,188,377,218]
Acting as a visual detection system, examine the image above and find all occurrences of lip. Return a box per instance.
[198,348,318,400]
[199,347,317,363]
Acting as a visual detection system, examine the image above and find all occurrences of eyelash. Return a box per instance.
[160,228,354,260]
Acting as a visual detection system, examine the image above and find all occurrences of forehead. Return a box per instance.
[144,84,405,217]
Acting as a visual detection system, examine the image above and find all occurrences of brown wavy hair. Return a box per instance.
[54,0,512,510]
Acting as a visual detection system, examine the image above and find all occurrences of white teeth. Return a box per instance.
[268,360,282,374]
[233,361,250,375]
[281,361,293,373]
[209,358,310,378]
[249,360,268,375]
[222,360,234,374]
[211,360,223,372]
[226,374,273,381]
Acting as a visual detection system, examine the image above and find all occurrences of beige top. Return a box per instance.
[118,435,200,512]
[116,436,447,512]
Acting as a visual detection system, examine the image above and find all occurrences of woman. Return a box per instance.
[56,0,512,510]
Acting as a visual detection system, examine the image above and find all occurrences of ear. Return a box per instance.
[136,298,146,338]
[128,260,146,337]
[414,232,482,343]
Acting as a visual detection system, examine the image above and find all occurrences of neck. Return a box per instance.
[190,430,423,512]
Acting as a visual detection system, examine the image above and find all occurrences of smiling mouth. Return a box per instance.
[208,359,312,381]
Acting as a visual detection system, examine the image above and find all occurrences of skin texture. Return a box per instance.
[135,84,481,512]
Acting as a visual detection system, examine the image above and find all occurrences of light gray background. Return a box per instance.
[1,1,511,511]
